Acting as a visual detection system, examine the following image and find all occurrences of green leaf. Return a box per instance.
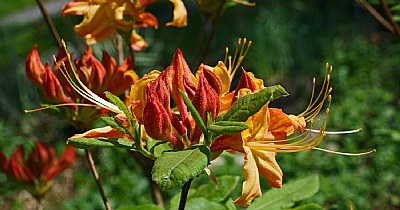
[152,146,210,190]
[219,85,288,122]
[67,137,133,149]
[289,203,323,210]
[208,121,248,136]
[101,117,131,135]
[169,197,226,210]
[179,89,207,133]
[191,175,240,202]
[104,92,137,133]
[247,175,320,210]
[118,204,162,210]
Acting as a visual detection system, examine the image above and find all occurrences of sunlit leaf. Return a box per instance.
[289,203,323,210]
[219,85,288,122]
[152,146,210,190]
[247,175,319,210]
[67,137,133,149]
[208,121,248,136]
[190,175,240,202]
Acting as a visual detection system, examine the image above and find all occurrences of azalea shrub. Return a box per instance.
[2,0,398,210]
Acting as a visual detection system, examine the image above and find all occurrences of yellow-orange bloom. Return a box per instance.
[62,0,187,50]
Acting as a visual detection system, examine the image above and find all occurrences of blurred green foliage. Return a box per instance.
[0,0,399,209]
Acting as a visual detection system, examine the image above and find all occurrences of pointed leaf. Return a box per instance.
[67,137,133,149]
[191,175,240,202]
[247,175,319,210]
[152,145,210,190]
[219,85,288,122]
[101,117,131,135]
[179,89,207,133]
[104,91,137,133]
[289,203,323,210]
[208,121,248,136]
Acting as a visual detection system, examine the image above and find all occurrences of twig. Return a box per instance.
[356,0,396,34]
[380,0,400,37]
[35,0,62,47]
[178,178,193,210]
[85,149,112,210]
[200,0,226,63]
[192,17,208,66]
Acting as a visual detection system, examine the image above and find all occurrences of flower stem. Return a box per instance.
[85,149,112,210]
[200,0,226,63]
[35,0,61,47]
[178,178,193,210]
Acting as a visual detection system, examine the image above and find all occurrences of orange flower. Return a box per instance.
[61,0,187,50]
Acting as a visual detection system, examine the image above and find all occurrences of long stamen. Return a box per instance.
[55,40,123,114]
[313,147,376,156]
[307,128,362,134]
[224,38,252,80]
[299,64,332,121]
[24,103,100,113]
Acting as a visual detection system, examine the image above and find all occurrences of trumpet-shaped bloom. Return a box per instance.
[0,142,75,198]
[61,0,187,50]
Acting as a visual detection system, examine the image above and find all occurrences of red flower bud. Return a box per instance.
[143,86,184,149]
[43,62,72,103]
[75,46,107,94]
[26,45,45,86]
[197,64,222,95]
[191,73,220,143]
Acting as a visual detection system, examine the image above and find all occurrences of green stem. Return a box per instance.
[178,178,193,210]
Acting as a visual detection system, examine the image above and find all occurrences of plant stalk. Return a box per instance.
[200,0,226,63]
[85,149,112,210]
[35,0,62,47]
[178,178,193,210]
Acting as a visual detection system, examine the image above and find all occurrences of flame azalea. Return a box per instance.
[61,0,187,50]
[0,142,75,198]
[65,47,220,149]
[54,39,372,207]
[25,44,138,129]
[209,61,333,205]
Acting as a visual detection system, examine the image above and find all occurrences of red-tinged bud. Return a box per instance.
[143,87,184,149]
[26,45,45,86]
[107,55,138,95]
[231,68,257,104]
[191,73,220,143]
[43,62,72,103]
[235,68,257,92]
[197,64,222,95]
[9,147,34,184]
[45,145,75,181]
[27,142,52,179]
[75,46,107,94]
[167,49,197,129]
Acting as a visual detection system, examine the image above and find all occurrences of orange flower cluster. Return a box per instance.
[61,0,187,51]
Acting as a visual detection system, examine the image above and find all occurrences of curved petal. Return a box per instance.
[166,0,187,27]
[234,146,262,206]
